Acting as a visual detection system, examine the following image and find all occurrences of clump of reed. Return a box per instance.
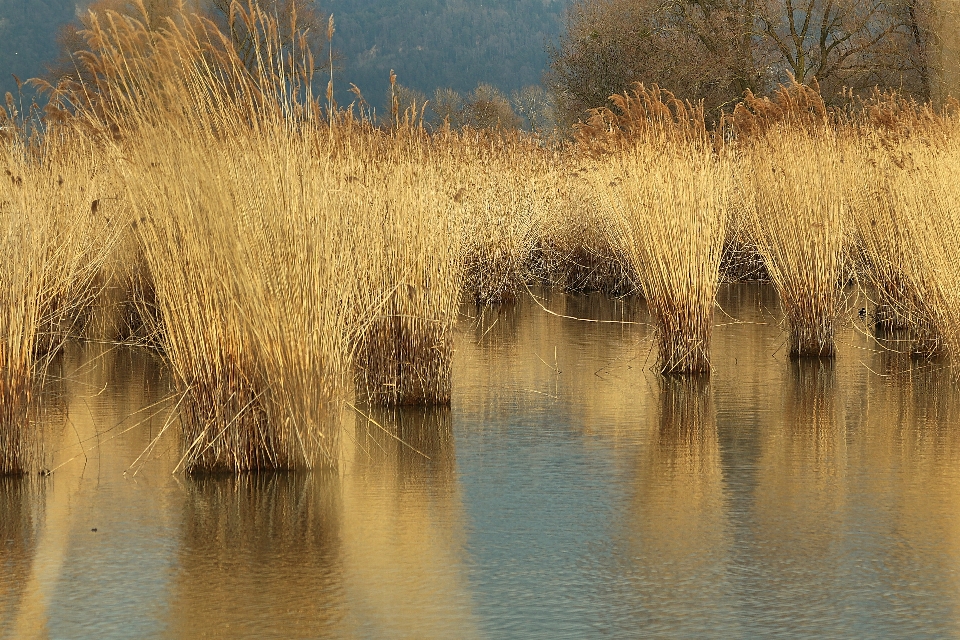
[352,148,461,406]
[845,139,936,354]
[68,1,361,471]
[0,126,120,475]
[592,142,728,374]
[739,128,850,357]
[66,1,468,471]
[868,137,960,362]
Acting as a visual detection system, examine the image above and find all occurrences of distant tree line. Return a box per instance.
[547,0,958,126]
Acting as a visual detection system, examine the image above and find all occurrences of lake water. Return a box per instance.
[2,284,960,639]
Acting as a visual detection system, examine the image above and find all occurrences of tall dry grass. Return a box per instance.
[592,143,728,374]
[0,129,120,475]
[739,129,850,357]
[870,137,960,364]
[446,133,563,304]
[352,139,461,406]
[61,2,467,470]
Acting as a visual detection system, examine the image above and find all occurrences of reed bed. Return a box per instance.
[448,134,562,304]
[739,129,850,357]
[0,130,120,475]
[592,142,728,374]
[7,0,960,478]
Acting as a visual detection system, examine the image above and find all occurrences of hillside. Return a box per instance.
[0,0,568,109]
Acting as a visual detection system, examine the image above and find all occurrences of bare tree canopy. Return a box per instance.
[549,0,943,124]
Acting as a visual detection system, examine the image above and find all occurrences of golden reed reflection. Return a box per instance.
[628,377,732,628]
[169,472,347,638]
[858,360,960,627]
[340,406,479,639]
[752,359,846,596]
[4,356,72,640]
[462,289,655,442]
[0,478,43,637]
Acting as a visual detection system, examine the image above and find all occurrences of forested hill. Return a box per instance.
[330,0,566,109]
[0,0,568,110]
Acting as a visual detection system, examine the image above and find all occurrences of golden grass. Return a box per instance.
[592,142,728,373]
[740,128,850,357]
[869,136,960,363]
[0,131,120,475]
[6,2,960,477]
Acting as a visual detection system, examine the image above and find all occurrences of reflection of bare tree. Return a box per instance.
[169,473,347,638]
[621,377,735,634]
[342,406,479,638]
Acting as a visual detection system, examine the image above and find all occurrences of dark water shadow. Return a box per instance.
[0,477,45,636]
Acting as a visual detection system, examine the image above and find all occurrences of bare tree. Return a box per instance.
[430,87,465,128]
[753,0,927,98]
[462,83,522,130]
[547,0,756,125]
[511,85,556,131]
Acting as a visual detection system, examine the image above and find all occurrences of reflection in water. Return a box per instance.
[857,363,960,635]
[342,406,478,639]
[0,478,43,637]
[6,285,960,636]
[623,377,735,636]
[170,472,346,638]
[748,359,848,632]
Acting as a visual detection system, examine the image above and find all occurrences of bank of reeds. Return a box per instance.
[869,138,960,363]
[448,133,561,304]
[9,0,960,481]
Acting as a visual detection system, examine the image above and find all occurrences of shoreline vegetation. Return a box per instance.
[2,1,959,474]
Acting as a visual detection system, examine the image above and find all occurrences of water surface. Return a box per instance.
[2,284,960,638]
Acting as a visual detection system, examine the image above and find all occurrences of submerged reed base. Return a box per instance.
[657,307,714,374]
[178,364,275,474]
[0,380,32,476]
[355,315,453,406]
[593,142,727,376]
[788,316,836,358]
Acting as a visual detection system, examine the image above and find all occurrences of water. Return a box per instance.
[3,284,960,639]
